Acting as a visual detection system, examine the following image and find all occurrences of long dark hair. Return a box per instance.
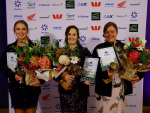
[103,22,118,37]
[65,25,80,45]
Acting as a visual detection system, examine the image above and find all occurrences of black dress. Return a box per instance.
[58,45,91,113]
[0,39,45,109]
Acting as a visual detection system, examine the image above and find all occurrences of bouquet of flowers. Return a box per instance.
[11,40,54,85]
[119,37,150,81]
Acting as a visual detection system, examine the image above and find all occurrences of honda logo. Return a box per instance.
[91,26,101,30]
[91,2,101,7]
[27,13,36,21]
[52,14,62,19]
[118,1,126,8]
[129,37,138,42]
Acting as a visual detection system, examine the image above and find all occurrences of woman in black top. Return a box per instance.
[92,22,144,113]
[0,20,45,113]
[58,25,91,113]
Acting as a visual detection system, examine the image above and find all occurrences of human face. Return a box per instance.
[67,28,78,45]
[14,23,28,40]
[104,26,118,43]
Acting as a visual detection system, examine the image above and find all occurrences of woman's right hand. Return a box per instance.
[107,69,115,79]
[15,74,23,81]
[64,74,75,84]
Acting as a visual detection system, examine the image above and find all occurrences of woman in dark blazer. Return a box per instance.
[0,20,45,113]
[58,25,91,113]
[92,22,144,113]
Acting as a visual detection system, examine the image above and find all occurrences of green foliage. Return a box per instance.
[139,51,150,64]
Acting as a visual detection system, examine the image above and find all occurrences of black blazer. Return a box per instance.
[58,45,91,99]
[0,39,45,94]
[92,40,144,96]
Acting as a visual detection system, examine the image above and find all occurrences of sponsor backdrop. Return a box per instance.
[6,0,147,113]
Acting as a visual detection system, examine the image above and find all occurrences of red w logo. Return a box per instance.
[42,94,50,101]
[91,26,101,31]
[129,37,138,42]
[52,14,62,19]
[27,13,36,21]
[91,2,101,7]
[117,1,126,8]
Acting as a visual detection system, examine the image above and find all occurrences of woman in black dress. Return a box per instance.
[58,25,91,113]
[0,20,45,113]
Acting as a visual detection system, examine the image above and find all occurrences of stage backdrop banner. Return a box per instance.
[6,0,147,113]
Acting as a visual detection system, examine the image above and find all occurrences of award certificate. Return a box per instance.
[97,47,119,71]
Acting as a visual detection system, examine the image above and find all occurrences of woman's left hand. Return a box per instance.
[84,80,91,85]
[131,75,140,83]
[30,78,41,87]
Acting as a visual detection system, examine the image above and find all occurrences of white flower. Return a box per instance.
[136,45,145,51]
[140,40,147,45]
[70,56,79,64]
[124,43,130,49]
[58,55,70,66]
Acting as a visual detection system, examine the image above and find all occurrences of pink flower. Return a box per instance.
[133,43,141,48]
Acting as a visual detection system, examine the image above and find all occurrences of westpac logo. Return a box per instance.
[14,0,22,10]
[66,13,75,20]
[39,4,50,6]
[129,24,138,32]
[27,13,36,21]
[104,15,114,18]
[117,1,126,8]
[91,2,101,7]
[42,94,50,101]
[53,39,63,42]
[27,1,36,9]
[105,3,114,7]
[91,12,100,20]
[129,37,138,42]
[52,14,62,19]
[91,26,101,31]
[131,11,138,21]
[78,15,89,18]
[77,3,88,6]
[80,35,86,42]
[53,27,62,30]
[66,0,75,9]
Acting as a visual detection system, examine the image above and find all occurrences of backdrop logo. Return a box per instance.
[91,38,100,42]
[53,39,63,42]
[29,27,37,30]
[79,27,88,30]
[42,94,50,101]
[53,27,62,30]
[27,13,36,21]
[41,107,51,109]
[14,15,23,19]
[131,11,138,21]
[41,36,49,44]
[27,1,36,9]
[42,83,50,89]
[105,3,114,7]
[55,103,61,111]
[53,14,62,19]
[130,2,141,5]
[39,15,50,19]
[91,12,100,20]
[66,0,75,9]
[77,3,87,6]
[129,37,138,42]
[91,26,101,31]
[78,15,89,18]
[41,24,48,31]
[127,105,136,107]
[129,24,138,32]
[39,4,50,6]
[66,13,75,20]
[14,0,21,7]
[52,3,62,6]
[116,15,127,18]
[91,2,101,7]
[80,35,86,42]
[118,27,127,29]
[104,15,114,18]
[117,1,126,8]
